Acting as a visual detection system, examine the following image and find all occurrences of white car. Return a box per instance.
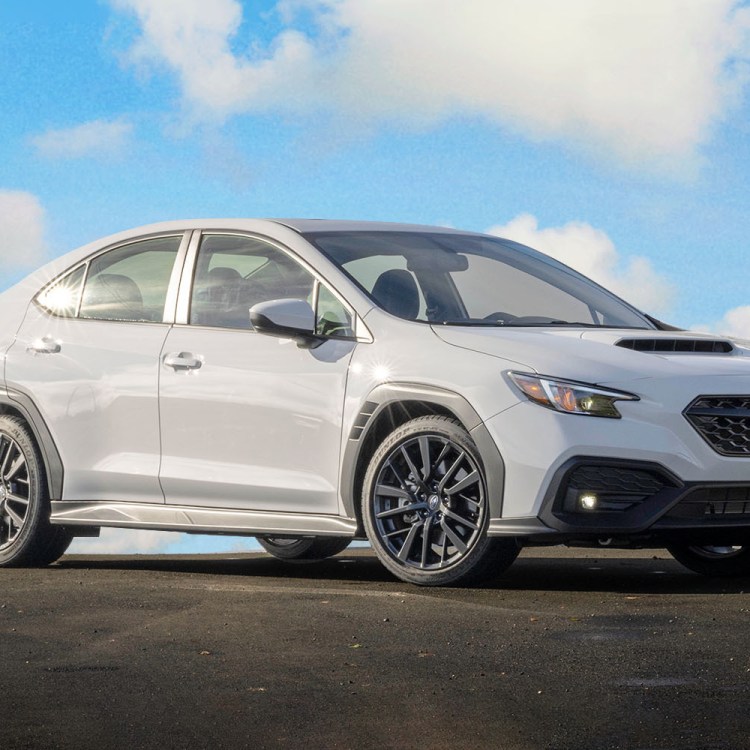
[0,219,748,586]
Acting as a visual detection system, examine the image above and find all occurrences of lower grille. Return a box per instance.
[684,396,750,456]
[567,465,667,495]
[562,464,672,513]
[665,486,750,520]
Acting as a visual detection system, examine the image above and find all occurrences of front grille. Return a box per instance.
[684,396,750,456]
[616,338,733,353]
[664,486,750,520]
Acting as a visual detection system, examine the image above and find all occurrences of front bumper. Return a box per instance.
[483,374,750,540]
[539,455,750,535]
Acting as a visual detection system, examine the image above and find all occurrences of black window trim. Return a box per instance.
[33,231,190,325]
[175,229,368,341]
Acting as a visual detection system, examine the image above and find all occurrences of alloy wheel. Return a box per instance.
[372,434,486,570]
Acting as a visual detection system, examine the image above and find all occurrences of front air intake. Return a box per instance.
[616,338,733,353]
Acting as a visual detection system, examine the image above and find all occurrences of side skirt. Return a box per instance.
[50,501,358,538]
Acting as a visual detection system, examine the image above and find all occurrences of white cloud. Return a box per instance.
[694,305,750,339]
[111,0,317,115]
[69,528,182,555]
[0,190,47,270]
[111,0,750,164]
[487,213,674,314]
[31,119,133,160]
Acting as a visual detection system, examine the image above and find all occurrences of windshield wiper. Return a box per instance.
[436,319,602,327]
[503,320,603,327]
[436,320,507,327]
[436,319,649,329]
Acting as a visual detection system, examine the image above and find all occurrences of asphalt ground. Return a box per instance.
[1,546,749,750]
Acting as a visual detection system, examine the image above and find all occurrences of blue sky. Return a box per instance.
[2,0,750,553]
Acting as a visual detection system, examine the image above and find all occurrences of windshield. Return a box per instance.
[306,231,653,328]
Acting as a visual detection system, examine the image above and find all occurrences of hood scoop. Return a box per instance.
[616,338,733,354]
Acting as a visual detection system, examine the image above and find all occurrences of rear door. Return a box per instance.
[5,233,187,502]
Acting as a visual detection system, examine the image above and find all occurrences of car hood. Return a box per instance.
[431,326,750,385]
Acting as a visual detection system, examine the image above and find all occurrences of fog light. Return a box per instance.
[579,492,598,511]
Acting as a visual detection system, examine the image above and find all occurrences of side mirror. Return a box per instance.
[249,299,323,347]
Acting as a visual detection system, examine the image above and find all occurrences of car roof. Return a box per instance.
[92,218,479,236]
[268,218,477,235]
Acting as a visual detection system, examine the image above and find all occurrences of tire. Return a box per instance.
[667,543,750,577]
[257,535,351,561]
[0,415,73,567]
[362,415,520,586]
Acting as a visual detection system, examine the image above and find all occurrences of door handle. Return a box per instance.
[164,351,203,371]
[27,337,61,354]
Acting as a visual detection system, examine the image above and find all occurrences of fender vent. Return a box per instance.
[349,401,378,440]
[616,338,733,353]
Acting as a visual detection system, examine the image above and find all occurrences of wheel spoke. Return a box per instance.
[418,437,432,480]
[441,518,468,554]
[424,442,449,485]
[437,451,465,493]
[4,454,25,483]
[375,484,412,500]
[445,470,480,497]
[420,516,434,568]
[397,521,424,562]
[443,508,478,530]
[384,527,409,539]
[400,446,425,488]
[6,493,29,506]
[5,504,24,529]
[385,459,407,488]
[376,502,427,520]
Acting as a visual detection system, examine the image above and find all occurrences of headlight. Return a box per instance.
[507,372,639,418]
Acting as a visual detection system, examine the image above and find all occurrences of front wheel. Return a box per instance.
[257,536,351,561]
[362,416,520,586]
[667,543,750,577]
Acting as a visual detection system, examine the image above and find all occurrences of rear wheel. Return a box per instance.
[362,416,520,586]
[666,543,750,577]
[257,536,351,561]
[0,416,73,567]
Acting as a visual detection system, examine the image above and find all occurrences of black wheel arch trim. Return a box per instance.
[340,382,505,525]
[1,387,64,501]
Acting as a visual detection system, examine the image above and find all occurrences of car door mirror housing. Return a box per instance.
[250,299,322,347]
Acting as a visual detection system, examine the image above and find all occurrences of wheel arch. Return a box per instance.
[0,389,63,501]
[341,383,505,531]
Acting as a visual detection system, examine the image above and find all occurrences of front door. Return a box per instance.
[158,232,356,514]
